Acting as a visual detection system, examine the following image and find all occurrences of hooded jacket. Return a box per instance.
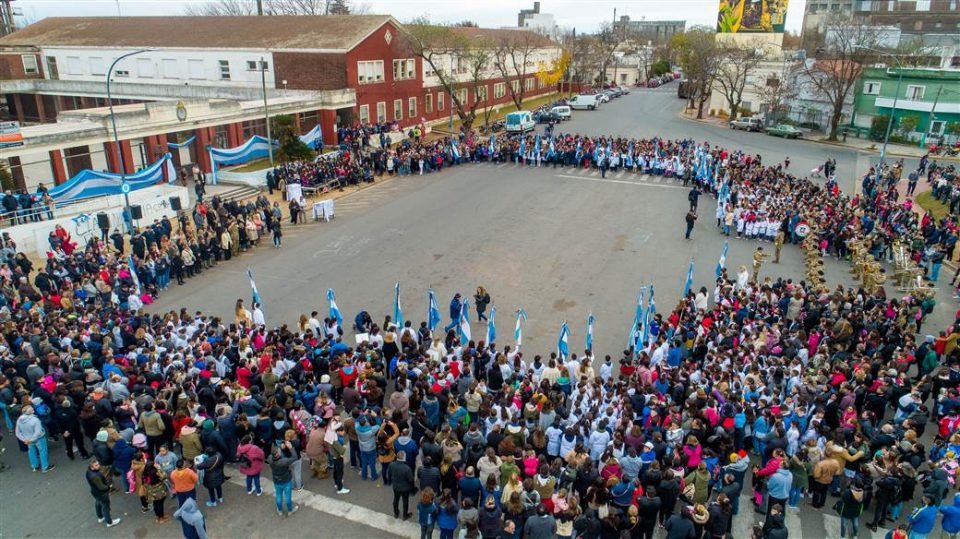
[837,488,865,519]
[924,469,949,505]
[174,498,209,539]
[940,494,960,534]
[907,503,938,534]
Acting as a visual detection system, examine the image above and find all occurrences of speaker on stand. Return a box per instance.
[169,196,182,211]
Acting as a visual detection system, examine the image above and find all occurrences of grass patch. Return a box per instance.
[916,191,950,221]
[228,158,272,173]
[428,92,564,139]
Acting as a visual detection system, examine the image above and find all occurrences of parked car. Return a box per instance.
[597,93,610,103]
[765,124,802,139]
[729,117,764,132]
[536,111,562,124]
[567,94,602,110]
[647,78,661,88]
[550,105,572,120]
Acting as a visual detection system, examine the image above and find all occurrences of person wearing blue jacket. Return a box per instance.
[443,294,462,333]
[112,438,136,493]
[356,414,381,482]
[940,493,960,538]
[765,466,793,514]
[907,495,938,539]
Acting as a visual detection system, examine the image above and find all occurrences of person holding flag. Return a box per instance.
[486,306,496,346]
[585,313,595,354]
[557,321,570,359]
[393,281,403,329]
[326,289,343,326]
[458,300,471,345]
[514,308,527,347]
[427,289,442,333]
[716,240,729,278]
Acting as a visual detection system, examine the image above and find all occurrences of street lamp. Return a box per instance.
[857,46,903,194]
[106,48,153,233]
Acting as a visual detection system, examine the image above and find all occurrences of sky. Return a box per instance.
[13,0,808,33]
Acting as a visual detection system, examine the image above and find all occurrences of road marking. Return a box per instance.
[784,506,804,539]
[652,176,663,183]
[497,163,507,168]
[616,171,624,179]
[227,472,418,539]
[822,513,884,539]
[590,170,599,177]
[639,174,650,182]
[554,174,687,190]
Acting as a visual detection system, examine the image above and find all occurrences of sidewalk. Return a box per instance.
[679,109,960,161]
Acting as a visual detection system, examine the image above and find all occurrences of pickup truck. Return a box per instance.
[729,117,763,132]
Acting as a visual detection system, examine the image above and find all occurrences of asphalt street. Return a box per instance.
[1,88,948,539]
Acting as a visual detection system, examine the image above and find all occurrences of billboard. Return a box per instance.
[717,0,789,33]
[0,121,24,149]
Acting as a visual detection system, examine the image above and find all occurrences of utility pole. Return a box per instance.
[256,0,263,16]
[611,8,618,85]
[922,85,943,148]
[261,56,274,166]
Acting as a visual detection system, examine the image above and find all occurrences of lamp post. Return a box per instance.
[260,56,274,167]
[857,46,903,194]
[106,48,153,233]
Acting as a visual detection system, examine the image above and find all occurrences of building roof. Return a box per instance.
[0,15,395,51]
[447,26,557,48]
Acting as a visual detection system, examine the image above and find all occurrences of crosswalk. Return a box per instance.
[723,490,894,539]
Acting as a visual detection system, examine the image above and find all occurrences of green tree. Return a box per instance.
[272,115,314,162]
[945,120,960,141]
[651,59,671,76]
[870,114,889,142]
[898,115,920,137]
[0,160,14,192]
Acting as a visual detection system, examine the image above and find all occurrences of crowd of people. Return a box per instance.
[2,126,960,539]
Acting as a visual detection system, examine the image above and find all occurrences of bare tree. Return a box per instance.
[802,17,879,140]
[592,22,620,85]
[403,19,494,130]
[713,46,762,121]
[185,0,366,16]
[670,26,720,119]
[493,31,539,111]
[565,33,595,90]
[754,62,801,121]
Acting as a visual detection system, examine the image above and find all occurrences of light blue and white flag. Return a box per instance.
[428,288,442,332]
[716,240,729,278]
[489,134,496,155]
[519,139,526,160]
[246,267,260,305]
[393,281,404,328]
[486,305,497,345]
[586,313,595,352]
[547,139,555,159]
[642,286,656,346]
[575,140,583,161]
[627,286,645,350]
[683,260,695,297]
[129,255,141,296]
[326,288,343,325]
[557,321,570,359]
[515,308,527,346]
[458,300,472,344]
[451,140,461,160]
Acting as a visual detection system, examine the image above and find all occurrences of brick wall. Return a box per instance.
[273,52,347,91]
[0,52,43,80]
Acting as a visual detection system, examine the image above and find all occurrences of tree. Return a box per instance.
[712,46,761,120]
[802,17,880,140]
[0,160,14,192]
[670,27,720,119]
[452,20,478,27]
[946,121,960,143]
[565,33,596,90]
[403,19,494,130]
[753,62,801,121]
[592,22,620,84]
[536,50,570,95]
[184,0,367,16]
[272,115,314,161]
[493,31,540,110]
[897,115,920,138]
[651,59,671,77]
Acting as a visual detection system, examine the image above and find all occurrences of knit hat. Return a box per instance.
[96,431,109,442]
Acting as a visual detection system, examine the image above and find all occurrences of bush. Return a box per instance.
[898,115,920,137]
[651,59,671,77]
[870,114,890,142]
[800,121,820,130]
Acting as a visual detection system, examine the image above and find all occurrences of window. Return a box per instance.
[906,85,925,100]
[457,88,468,106]
[162,58,178,78]
[510,79,520,94]
[538,78,545,89]
[425,93,433,113]
[437,92,444,111]
[766,77,780,88]
[393,99,403,121]
[494,82,506,99]
[476,84,488,102]
[424,63,436,77]
[21,54,38,75]
[246,60,268,71]
[915,0,930,10]
[863,81,881,95]
[137,57,155,78]
[89,57,105,76]
[408,97,416,118]
[114,70,130,77]
[392,58,415,81]
[358,60,384,84]
[930,120,945,135]
[187,59,204,79]
[66,56,82,75]
[359,104,370,124]
[376,101,386,122]
[952,0,958,9]
[524,78,535,91]
[218,60,231,80]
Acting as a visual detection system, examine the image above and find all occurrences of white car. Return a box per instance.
[596,93,610,103]
[550,106,572,120]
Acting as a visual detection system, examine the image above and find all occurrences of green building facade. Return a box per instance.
[852,66,960,144]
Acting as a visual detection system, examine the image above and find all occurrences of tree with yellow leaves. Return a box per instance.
[536,51,571,95]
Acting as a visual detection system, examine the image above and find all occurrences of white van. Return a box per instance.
[567,95,601,110]
[550,105,572,120]
[505,111,535,133]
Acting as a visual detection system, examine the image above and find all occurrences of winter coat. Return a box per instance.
[180,427,203,461]
[197,452,225,488]
[237,443,265,476]
[941,494,960,534]
[907,504,938,534]
[174,498,209,539]
[112,439,135,472]
[837,488,865,519]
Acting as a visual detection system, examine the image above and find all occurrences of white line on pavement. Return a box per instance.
[497,164,507,168]
[227,472,420,539]
[554,174,687,190]
[590,170,599,177]
[784,506,804,539]
[616,171,625,179]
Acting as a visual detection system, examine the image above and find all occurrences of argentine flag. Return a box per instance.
[393,281,404,328]
[586,313,595,352]
[489,134,496,155]
[486,305,497,345]
[716,240,729,278]
[683,260,695,297]
[326,288,343,325]
[627,287,645,351]
[427,288,442,332]
[642,286,656,346]
[129,255,142,296]
[534,133,541,155]
[451,140,460,160]
[246,267,260,306]
[548,139,555,159]
[575,140,582,161]
[519,139,526,161]
[458,300,471,344]
[514,308,527,346]
[557,321,570,359]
